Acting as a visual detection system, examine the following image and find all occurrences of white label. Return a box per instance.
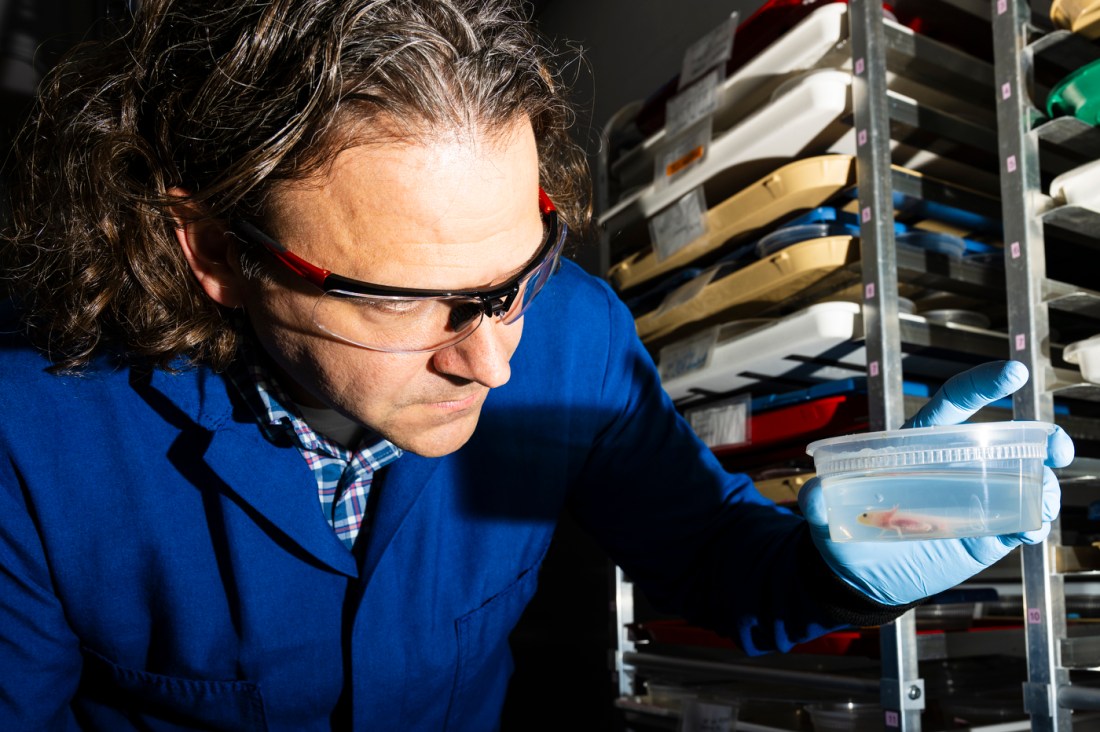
[666,69,720,138]
[686,395,751,449]
[680,12,738,90]
[679,699,737,732]
[655,118,712,186]
[648,186,707,262]
[656,266,718,317]
[658,326,719,383]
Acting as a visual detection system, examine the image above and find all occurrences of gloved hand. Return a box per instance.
[798,361,1074,606]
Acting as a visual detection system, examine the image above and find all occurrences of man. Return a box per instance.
[0,0,1072,729]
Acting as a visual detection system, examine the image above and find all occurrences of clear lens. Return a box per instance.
[500,218,565,325]
[313,292,485,352]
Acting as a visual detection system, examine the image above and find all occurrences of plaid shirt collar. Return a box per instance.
[228,341,402,463]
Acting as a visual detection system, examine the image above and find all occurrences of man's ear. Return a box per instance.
[168,187,247,308]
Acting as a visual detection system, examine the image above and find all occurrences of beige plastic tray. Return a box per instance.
[753,473,815,505]
[636,235,859,344]
[609,155,857,292]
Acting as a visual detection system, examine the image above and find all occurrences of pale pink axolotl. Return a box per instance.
[856,506,984,538]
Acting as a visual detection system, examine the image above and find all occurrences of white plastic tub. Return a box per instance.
[1064,334,1100,384]
[806,421,1054,542]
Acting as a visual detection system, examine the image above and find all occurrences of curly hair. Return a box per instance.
[2,0,591,371]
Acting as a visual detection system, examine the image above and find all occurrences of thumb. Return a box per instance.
[906,361,1028,428]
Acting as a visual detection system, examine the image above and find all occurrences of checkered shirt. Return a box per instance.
[228,349,403,549]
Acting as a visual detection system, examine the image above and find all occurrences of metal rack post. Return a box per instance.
[610,565,636,698]
[990,2,1069,731]
[849,1,921,729]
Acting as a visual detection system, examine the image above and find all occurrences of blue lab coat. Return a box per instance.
[0,262,887,730]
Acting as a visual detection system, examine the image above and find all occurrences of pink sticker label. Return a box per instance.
[855,58,865,75]
[1002,82,1012,100]
[1015,334,1026,351]
[861,207,872,223]
[1007,155,1017,173]
[858,129,868,146]
[869,361,880,378]
[997,0,1008,14]
[1011,241,1021,258]
[885,711,900,728]
[865,283,876,300]
[1028,608,1042,624]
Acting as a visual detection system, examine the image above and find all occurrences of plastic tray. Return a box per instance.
[610,3,852,181]
[805,702,883,732]
[636,235,859,344]
[609,155,857,291]
[807,421,1055,542]
[606,3,987,204]
[688,393,865,453]
[600,66,997,246]
[660,301,863,401]
[602,70,855,235]
[752,472,815,504]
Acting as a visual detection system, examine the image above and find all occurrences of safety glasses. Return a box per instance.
[231,188,566,353]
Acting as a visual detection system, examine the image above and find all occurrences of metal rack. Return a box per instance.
[992,1,1100,730]
[597,1,1075,729]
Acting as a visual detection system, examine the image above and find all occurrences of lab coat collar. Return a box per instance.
[140,363,360,577]
[138,362,442,586]
[356,452,440,588]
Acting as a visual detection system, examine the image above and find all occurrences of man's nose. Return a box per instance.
[431,314,517,388]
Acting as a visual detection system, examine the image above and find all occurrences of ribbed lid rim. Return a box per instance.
[807,420,1055,475]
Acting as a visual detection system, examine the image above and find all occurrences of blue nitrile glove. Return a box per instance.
[798,361,1074,606]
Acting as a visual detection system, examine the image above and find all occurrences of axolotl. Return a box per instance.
[856,506,986,539]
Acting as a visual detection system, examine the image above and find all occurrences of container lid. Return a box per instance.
[896,230,967,258]
[755,222,856,257]
[806,421,1055,476]
[920,309,991,328]
[1064,333,1100,364]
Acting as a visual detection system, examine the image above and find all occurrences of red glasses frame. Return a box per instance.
[231,189,562,306]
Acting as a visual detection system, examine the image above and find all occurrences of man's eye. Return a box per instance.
[361,298,425,316]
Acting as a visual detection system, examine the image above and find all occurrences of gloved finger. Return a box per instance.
[1041,465,1061,523]
[1017,467,1060,544]
[1047,425,1075,468]
[1018,522,1052,545]
[904,361,1029,428]
[796,476,828,528]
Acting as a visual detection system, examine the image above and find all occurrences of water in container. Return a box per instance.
[823,471,1042,542]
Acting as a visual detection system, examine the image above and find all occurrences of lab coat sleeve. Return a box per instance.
[0,450,83,729]
[566,281,910,655]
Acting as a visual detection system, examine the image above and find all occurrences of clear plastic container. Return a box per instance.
[806,421,1054,542]
[805,702,883,732]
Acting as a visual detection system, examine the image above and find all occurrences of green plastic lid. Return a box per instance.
[1048,58,1100,125]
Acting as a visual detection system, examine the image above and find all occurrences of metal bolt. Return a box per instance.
[908,686,922,700]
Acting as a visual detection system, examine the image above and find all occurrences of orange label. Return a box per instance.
[665,145,704,177]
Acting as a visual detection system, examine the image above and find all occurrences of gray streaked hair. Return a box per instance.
[3,0,590,371]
